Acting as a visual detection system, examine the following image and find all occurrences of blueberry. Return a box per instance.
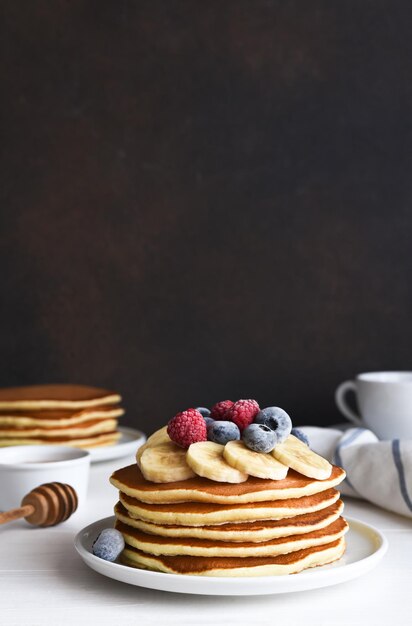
[203,416,215,427]
[242,423,277,453]
[254,407,292,444]
[291,427,310,447]
[196,407,211,417]
[207,420,240,445]
[92,528,125,562]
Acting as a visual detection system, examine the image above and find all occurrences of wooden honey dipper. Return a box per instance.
[0,482,78,527]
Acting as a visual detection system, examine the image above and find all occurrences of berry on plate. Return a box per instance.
[92,528,125,562]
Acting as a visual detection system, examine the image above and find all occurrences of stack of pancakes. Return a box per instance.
[110,463,348,576]
[0,384,123,448]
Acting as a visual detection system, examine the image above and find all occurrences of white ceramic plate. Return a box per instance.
[74,515,387,595]
[87,427,146,463]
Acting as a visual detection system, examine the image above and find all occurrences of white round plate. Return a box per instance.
[74,515,387,595]
[87,427,146,463]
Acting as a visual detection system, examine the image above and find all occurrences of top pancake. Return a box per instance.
[110,464,345,505]
[0,385,121,409]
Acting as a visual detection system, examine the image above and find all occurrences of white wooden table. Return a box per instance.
[1,453,411,626]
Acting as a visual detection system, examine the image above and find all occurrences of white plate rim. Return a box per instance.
[74,515,388,595]
[87,427,146,463]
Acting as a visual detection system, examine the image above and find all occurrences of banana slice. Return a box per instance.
[140,441,195,483]
[186,442,248,483]
[272,435,332,480]
[136,426,170,464]
[223,440,288,480]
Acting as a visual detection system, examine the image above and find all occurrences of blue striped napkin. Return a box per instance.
[299,426,412,519]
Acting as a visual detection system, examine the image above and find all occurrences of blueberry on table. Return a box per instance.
[92,528,125,562]
[207,420,240,445]
[242,423,277,453]
[254,407,292,444]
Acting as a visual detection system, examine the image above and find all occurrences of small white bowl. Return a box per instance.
[0,445,91,512]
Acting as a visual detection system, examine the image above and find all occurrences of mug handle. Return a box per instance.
[335,380,363,426]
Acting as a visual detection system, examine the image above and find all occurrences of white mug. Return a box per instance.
[0,445,90,511]
[335,371,412,440]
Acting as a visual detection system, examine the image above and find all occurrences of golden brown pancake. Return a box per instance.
[110,464,345,504]
[121,537,346,576]
[0,431,121,447]
[0,406,124,427]
[0,384,121,409]
[0,385,124,448]
[115,517,348,557]
[111,423,347,576]
[0,418,117,438]
[114,499,344,542]
[119,488,340,526]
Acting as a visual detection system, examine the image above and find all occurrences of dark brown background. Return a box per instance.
[2,1,412,434]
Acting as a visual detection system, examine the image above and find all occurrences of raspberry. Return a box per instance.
[210,400,234,420]
[227,399,260,431]
[167,408,207,448]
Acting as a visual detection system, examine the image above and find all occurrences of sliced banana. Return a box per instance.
[136,426,170,464]
[140,441,195,483]
[223,440,288,480]
[186,441,248,483]
[272,434,332,480]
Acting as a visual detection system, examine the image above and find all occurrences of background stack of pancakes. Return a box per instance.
[0,384,123,448]
[110,463,348,576]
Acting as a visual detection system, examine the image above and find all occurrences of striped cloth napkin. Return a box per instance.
[299,426,412,519]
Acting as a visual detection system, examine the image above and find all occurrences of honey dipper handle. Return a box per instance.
[0,504,34,525]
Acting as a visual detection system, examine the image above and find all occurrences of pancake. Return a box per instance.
[0,384,124,449]
[0,431,120,447]
[0,406,124,427]
[111,416,347,576]
[115,517,348,557]
[119,488,340,526]
[114,499,344,542]
[110,464,345,504]
[0,384,121,409]
[121,537,346,576]
[0,418,117,438]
